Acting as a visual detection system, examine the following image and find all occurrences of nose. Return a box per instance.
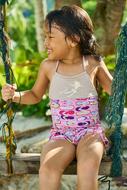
[44,37,49,49]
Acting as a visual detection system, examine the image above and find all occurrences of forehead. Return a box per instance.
[44,23,64,35]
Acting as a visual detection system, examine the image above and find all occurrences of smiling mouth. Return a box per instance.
[47,49,52,54]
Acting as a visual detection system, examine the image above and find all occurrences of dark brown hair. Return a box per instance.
[45,5,101,60]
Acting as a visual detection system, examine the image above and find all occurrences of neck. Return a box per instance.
[61,47,82,65]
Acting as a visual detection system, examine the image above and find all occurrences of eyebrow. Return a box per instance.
[45,31,55,36]
[52,26,64,33]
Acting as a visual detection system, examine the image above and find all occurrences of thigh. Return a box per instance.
[76,133,104,167]
[40,139,76,172]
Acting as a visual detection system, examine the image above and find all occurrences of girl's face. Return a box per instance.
[44,24,72,60]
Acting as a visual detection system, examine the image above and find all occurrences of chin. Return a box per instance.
[48,54,58,60]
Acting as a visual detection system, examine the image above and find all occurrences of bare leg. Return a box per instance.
[39,139,75,190]
[76,133,104,190]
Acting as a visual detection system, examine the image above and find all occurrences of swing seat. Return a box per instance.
[0,152,127,176]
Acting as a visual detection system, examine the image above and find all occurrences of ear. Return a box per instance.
[74,35,80,44]
[66,36,80,48]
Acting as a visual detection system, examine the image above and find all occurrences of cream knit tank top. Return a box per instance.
[49,57,97,99]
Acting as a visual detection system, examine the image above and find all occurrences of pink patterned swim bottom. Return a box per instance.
[49,97,109,147]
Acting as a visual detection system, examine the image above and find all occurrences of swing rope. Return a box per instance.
[0,0,126,181]
[0,0,17,174]
[105,22,127,177]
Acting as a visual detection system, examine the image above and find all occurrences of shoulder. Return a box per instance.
[95,58,109,74]
[88,56,107,71]
[40,58,57,70]
[86,56,112,94]
[88,55,102,65]
[39,59,58,80]
[86,55,101,74]
[89,56,111,78]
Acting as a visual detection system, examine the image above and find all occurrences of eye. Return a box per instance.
[49,36,54,39]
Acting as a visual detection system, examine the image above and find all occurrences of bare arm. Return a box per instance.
[14,60,49,104]
[96,60,113,95]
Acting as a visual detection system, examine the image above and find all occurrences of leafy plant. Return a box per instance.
[82,0,97,17]
[0,0,50,118]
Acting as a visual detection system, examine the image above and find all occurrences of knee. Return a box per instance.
[83,157,99,169]
[77,142,103,168]
[39,160,54,175]
[39,159,63,176]
[77,155,101,177]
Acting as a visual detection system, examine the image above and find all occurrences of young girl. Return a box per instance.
[2,5,112,190]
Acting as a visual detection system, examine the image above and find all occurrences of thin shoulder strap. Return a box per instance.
[82,56,88,71]
[55,60,59,72]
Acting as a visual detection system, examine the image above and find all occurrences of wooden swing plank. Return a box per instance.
[0,153,127,176]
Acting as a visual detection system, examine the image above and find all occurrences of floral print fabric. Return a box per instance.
[49,96,108,146]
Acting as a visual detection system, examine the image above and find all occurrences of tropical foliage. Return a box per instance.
[0,0,49,117]
[0,0,127,118]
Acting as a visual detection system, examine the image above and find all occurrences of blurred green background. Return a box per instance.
[0,0,127,118]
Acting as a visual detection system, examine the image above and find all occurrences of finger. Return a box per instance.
[12,84,17,90]
[6,92,14,99]
[2,85,11,91]
[5,83,17,90]
[8,88,15,94]
[8,83,17,90]
[6,92,14,97]
[2,96,11,101]
[3,86,15,93]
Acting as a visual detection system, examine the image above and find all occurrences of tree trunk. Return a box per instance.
[93,0,126,56]
[34,0,45,52]
[55,0,82,9]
